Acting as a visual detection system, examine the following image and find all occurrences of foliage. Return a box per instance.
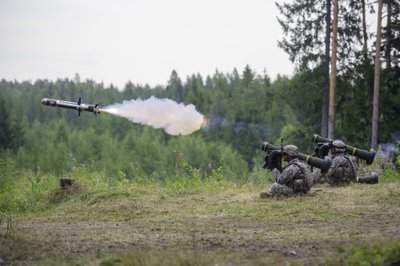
[276,0,400,148]
[0,156,18,212]
[98,250,216,266]
[325,240,400,266]
[397,155,400,170]
[0,0,399,179]
[380,168,400,183]
[0,165,250,216]
[0,211,14,238]
[276,0,364,72]
[0,94,24,152]
[0,157,17,238]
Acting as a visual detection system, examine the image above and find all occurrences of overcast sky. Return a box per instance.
[0,0,294,88]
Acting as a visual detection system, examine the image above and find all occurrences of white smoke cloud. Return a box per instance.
[102,96,205,135]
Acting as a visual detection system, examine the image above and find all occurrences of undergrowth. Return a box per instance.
[0,156,399,217]
[0,163,270,216]
[324,240,400,266]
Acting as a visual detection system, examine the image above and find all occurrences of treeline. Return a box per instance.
[0,63,398,180]
[0,71,271,180]
[0,76,250,180]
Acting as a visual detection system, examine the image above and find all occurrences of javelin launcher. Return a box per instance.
[312,134,376,165]
[41,97,101,116]
[261,142,332,173]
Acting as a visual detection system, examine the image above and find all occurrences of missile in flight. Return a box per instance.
[41,97,101,116]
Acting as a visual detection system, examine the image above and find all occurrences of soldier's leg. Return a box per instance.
[269,183,294,197]
[324,174,348,186]
[312,169,325,184]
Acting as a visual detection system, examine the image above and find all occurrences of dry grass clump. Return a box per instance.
[47,180,84,204]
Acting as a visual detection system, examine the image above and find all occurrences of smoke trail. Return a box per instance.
[379,142,400,161]
[202,115,269,136]
[101,96,205,135]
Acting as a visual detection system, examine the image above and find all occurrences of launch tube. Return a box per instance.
[261,142,332,173]
[312,134,376,165]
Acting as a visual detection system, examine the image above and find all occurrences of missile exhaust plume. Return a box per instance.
[201,115,269,136]
[101,96,205,135]
[40,96,268,136]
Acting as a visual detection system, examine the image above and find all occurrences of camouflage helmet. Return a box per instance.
[283,144,298,156]
[332,139,346,152]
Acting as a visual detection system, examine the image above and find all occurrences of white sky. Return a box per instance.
[0,0,294,88]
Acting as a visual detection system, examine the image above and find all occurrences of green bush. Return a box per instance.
[380,168,400,183]
[325,241,400,266]
[0,156,17,237]
[0,156,18,212]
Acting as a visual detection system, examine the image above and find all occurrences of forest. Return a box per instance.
[1,58,397,179]
[0,0,400,264]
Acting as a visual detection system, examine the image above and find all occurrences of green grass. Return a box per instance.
[1,167,400,265]
[324,240,400,266]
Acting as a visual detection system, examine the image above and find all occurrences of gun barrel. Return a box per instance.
[312,134,376,164]
[41,98,100,116]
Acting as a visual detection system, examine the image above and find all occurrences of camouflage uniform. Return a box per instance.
[269,158,312,196]
[324,153,358,186]
[312,140,358,186]
[261,145,312,198]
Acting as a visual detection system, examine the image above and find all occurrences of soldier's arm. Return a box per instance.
[276,165,296,185]
[273,168,281,180]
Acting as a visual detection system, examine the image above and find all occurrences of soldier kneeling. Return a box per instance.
[260,145,313,198]
[312,139,358,186]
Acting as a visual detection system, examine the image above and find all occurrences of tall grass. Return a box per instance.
[0,211,14,237]
[1,163,269,217]
[1,156,398,218]
[0,157,17,237]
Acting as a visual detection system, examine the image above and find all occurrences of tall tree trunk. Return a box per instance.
[362,0,368,60]
[361,0,371,141]
[371,0,383,150]
[328,0,339,139]
[322,0,331,137]
[386,1,392,70]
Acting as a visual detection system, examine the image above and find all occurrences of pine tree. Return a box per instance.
[276,0,365,137]
[328,0,339,139]
[371,0,383,149]
[0,94,12,151]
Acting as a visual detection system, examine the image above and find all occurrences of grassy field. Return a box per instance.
[1,167,400,265]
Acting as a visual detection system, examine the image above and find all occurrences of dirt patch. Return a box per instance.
[3,216,399,265]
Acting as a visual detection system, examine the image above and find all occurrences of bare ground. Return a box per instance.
[1,182,400,265]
